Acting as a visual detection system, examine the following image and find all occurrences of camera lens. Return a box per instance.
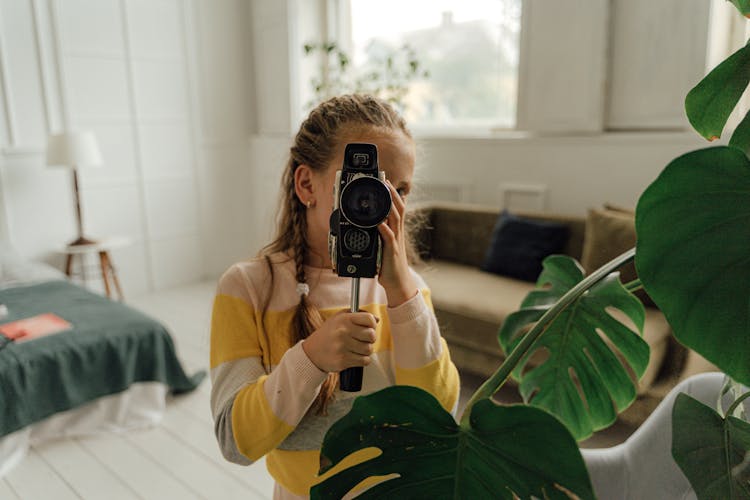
[340,176,391,228]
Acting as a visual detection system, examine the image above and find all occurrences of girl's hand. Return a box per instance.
[302,310,378,373]
[377,179,418,307]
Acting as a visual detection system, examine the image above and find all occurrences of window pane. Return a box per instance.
[349,0,522,128]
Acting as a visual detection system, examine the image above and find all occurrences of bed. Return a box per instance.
[0,249,205,476]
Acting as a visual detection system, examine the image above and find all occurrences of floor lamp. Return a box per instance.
[45,131,102,247]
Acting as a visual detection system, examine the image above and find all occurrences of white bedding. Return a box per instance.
[0,245,66,290]
[0,382,168,477]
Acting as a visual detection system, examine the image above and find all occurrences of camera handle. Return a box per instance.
[340,277,364,392]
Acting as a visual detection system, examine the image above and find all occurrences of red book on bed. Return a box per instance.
[0,313,73,342]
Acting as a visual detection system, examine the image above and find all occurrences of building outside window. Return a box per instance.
[346,0,522,130]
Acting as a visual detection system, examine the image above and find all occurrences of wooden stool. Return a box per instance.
[61,237,130,301]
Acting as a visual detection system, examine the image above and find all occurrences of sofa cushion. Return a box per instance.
[580,207,656,307]
[480,211,570,282]
[429,206,499,267]
[421,259,536,325]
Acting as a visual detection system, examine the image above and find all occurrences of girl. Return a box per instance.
[209,94,460,499]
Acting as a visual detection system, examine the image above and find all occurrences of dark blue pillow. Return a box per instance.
[480,211,569,282]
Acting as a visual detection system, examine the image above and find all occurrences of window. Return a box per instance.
[346,0,522,129]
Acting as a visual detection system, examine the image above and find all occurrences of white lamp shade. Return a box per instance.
[46,131,103,169]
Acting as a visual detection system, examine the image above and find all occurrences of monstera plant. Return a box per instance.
[311,5,750,499]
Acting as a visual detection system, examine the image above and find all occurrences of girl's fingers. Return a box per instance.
[386,179,406,214]
[388,206,401,234]
[351,327,377,343]
[347,354,371,367]
[385,182,404,229]
[377,221,396,244]
[384,202,401,236]
[348,339,374,356]
[349,312,378,328]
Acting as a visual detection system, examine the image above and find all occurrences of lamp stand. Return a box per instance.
[68,168,96,247]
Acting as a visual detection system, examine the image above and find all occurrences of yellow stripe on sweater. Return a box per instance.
[231,375,294,462]
[210,294,261,368]
[395,339,460,413]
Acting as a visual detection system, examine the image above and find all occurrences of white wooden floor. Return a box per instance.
[1,280,276,500]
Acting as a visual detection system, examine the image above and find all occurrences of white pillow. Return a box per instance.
[0,245,66,288]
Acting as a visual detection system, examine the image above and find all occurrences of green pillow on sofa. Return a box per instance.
[480,210,570,282]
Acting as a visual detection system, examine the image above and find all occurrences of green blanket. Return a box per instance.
[0,280,205,438]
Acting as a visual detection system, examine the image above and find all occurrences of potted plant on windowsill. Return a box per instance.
[303,41,428,112]
[309,4,750,499]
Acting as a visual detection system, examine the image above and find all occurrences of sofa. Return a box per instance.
[410,202,717,424]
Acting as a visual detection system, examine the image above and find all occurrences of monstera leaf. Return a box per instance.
[685,41,750,141]
[635,146,750,386]
[672,393,750,499]
[730,110,750,154]
[310,386,594,499]
[498,255,648,441]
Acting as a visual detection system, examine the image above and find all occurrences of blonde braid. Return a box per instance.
[288,194,339,415]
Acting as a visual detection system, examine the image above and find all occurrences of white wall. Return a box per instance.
[413,133,706,214]
[0,0,255,294]
[191,0,256,278]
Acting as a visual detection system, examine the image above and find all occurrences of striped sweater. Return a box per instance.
[209,253,460,496]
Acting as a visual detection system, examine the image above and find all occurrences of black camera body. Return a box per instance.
[328,143,392,278]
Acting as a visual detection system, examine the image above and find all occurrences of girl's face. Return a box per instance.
[305,129,416,267]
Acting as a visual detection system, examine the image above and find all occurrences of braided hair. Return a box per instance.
[260,94,412,414]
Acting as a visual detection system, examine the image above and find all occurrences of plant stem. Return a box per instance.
[727,390,750,417]
[459,247,637,429]
[624,278,642,293]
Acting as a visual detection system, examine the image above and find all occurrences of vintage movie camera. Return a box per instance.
[328,143,391,279]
